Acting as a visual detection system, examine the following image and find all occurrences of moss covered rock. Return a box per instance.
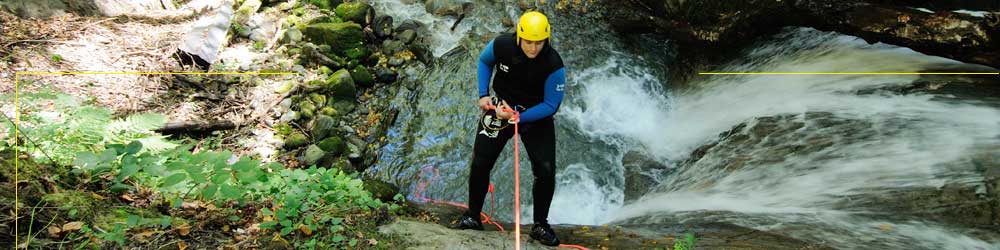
[308,0,342,10]
[317,136,347,155]
[308,93,327,108]
[311,115,338,140]
[351,66,375,88]
[333,100,356,113]
[304,22,364,52]
[343,46,370,60]
[335,2,372,25]
[320,107,339,117]
[302,144,325,167]
[363,178,400,202]
[284,133,309,149]
[326,68,357,98]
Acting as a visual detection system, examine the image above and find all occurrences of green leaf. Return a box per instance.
[106,144,126,155]
[228,215,241,221]
[280,226,293,236]
[172,198,183,208]
[110,183,130,193]
[329,217,342,225]
[73,152,99,168]
[187,169,207,183]
[118,155,140,182]
[127,215,140,226]
[261,208,273,216]
[125,141,142,155]
[260,221,277,229]
[330,235,345,242]
[349,239,357,247]
[280,219,292,227]
[161,173,187,187]
[219,184,241,200]
[201,184,218,199]
[69,209,78,217]
[159,216,171,228]
[212,171,230,184]
[135,136,177,152]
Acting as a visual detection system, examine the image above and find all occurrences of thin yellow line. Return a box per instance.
[13,72,19,248]
[699,72,1000,75]
[18,71,297,75]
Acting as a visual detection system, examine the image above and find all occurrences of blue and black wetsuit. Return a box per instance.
[466,32,566,225]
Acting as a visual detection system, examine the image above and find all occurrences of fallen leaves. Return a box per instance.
[176,223,192,236]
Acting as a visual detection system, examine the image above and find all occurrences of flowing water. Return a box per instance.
[367,1,1000,249]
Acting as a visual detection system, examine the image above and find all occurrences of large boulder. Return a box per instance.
[424,0,473,17]
[604,0,1000,70]
[363,178,400,202]
[335,1,374,25]
[351,66,375,88]
[308,0,342,10]
[303,22,364,52]
[311,115,338,140]
[325,68,357,98]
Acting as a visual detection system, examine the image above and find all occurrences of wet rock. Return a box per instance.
[335,1,374,25]
[373,15,394,39]
[302,144,325,167]
[303,22,364,52]
[395,19,424,34]
[308,0,341,10]
[311,115,337,140]
[622,151,669,203]
[424,0,473,17]
[363,178,400,202]
[381,39,407,55]
[351,66,375,88]
[604,0,1000,70]
[279,27,303,44]
[501,17,513,27]
[317,136,346,155]
[325,68,357,98]
[397,29,417,44]
[387,57,405,67]
[375,67,399,83]
[283,133,308,149]
[332,100,356,113]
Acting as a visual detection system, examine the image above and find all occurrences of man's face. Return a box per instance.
[520,39,545,59]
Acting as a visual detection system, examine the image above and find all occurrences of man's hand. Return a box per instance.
[478,96,492,111]
[495,101,514,120]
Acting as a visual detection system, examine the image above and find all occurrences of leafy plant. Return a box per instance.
[674,233,697,250]
[0,91,175,165]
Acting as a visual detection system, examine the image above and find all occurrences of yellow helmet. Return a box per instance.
[516,11,550,43]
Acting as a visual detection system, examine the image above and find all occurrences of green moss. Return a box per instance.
[303,22,364,52]
[284,133,309,149]
[335,2,370,24]
[43,190,98,220]
[351,66,374,88]
[317,137,346,155]
[325,69,357,98]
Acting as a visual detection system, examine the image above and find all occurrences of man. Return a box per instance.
[451,11,566,247]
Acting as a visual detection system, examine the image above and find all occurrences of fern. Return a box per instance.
[1,91,176,165]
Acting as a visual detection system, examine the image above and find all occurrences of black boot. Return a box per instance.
[451,214,483,230]
[530,223,560,246]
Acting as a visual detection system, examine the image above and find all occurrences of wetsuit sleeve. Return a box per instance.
[518,67,565,123]
[478,39,497,98]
